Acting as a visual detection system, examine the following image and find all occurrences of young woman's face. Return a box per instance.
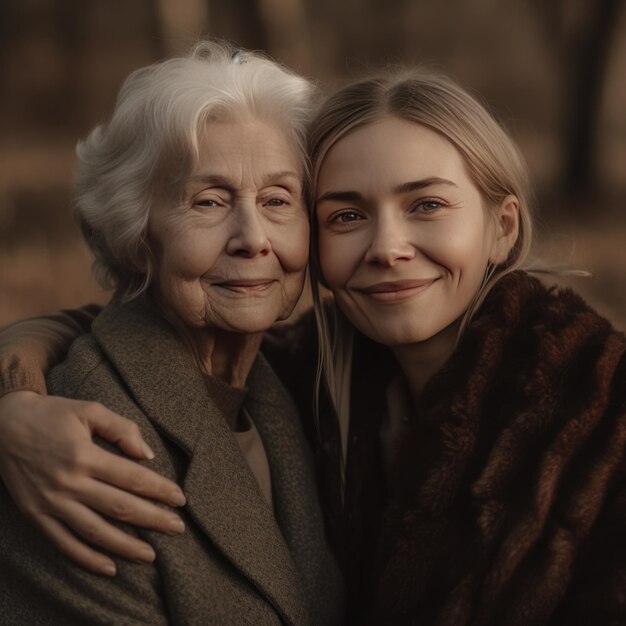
[316,115,510,347]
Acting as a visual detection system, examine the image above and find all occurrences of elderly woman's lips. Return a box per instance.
[212,279,277,294]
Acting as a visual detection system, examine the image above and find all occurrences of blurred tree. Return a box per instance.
[155,0,208,55]
[533,0,625,207]
[206,0,268,52]
[256,0,312,73]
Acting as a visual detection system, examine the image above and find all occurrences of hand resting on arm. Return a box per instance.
[0,310,187,576]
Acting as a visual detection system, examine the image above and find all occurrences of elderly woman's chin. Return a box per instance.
[154,272,306,335]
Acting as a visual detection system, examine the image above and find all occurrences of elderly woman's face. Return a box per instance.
[149,116,309,334]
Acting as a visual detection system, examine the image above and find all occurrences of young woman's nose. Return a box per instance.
[364,214,415,266]
[226,204,271,257]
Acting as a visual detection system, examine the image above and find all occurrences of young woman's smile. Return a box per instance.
[316,115,512,348]
[355,278,439,303]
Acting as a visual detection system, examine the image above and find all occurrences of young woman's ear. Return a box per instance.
[489,194,520,265]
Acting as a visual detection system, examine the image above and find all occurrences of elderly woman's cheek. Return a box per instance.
[285,241,309,274]
[153,270,205,326]
[276,218,309,272]
[165,230,220,278]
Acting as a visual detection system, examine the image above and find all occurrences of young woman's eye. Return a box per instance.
[412,199,445,214]
[328,210,363,224]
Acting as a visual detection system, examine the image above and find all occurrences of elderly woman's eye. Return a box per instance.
[195,198,221,208]
[264,198,288,207]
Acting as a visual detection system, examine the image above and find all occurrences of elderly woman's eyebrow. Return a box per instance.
[187,171,301,188]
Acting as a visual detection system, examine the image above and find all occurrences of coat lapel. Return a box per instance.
[93,298,308,625]
[245,354,333,607]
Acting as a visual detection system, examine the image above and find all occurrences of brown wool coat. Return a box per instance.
[359,273,626,625]
[0,297,344,626]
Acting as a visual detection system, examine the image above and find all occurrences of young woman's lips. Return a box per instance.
[356,278,437,303]
[213,279,276,294]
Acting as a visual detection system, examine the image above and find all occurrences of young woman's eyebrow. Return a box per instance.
[316,190,363,204]
[317,177,458,204]
[393,177,458,194]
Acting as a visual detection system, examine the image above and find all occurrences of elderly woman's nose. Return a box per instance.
[226,207,271,257]
[364,215,415,267]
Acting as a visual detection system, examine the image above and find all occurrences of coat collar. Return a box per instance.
[92,296,308,625]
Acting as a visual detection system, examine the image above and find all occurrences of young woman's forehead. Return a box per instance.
[317,117,469,195]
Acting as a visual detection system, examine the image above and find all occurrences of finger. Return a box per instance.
[60,501,157,565]
[37,514,117,577]
[79,481,186,536]
[81,403,155,460]
[89,447,186,507]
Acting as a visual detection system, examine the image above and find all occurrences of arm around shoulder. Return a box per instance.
[0,304,101,397]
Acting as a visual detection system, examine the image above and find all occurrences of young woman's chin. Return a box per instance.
[348,314,462,349]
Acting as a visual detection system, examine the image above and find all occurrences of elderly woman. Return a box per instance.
[0,42,344,625]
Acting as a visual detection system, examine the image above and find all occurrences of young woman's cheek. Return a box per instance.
[318,231,358,289]
[415,218,491,277]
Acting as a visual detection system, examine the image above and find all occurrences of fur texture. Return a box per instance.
[364,272,626,625]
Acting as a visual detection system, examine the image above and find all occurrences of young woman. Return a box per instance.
[1,69,625,625]
[304,72,626,624]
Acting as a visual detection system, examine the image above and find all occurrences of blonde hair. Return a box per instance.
[307,69,534,455]
[75,40,316,298]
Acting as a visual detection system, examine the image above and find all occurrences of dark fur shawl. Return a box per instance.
[365,271,626,625]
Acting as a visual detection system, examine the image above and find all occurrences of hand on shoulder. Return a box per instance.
[0,391,187,576]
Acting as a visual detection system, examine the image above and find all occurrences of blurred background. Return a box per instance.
[1,0,625,327]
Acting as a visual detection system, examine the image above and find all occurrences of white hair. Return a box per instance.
[75,40,316,297]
